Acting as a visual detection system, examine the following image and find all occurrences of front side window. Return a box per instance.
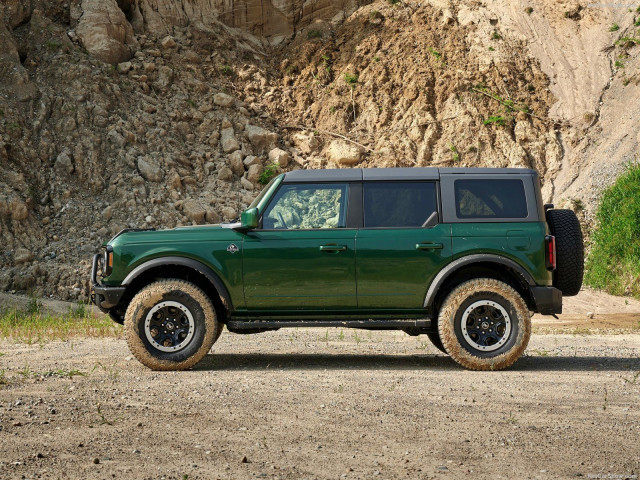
[262,183,348,230]
[364,182,438,228]
[454,179,527,219]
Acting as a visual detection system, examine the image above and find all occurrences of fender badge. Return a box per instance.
[227,243,239,254]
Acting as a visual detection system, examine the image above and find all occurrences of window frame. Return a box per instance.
[360,180,441,230]
[258,182,352,231]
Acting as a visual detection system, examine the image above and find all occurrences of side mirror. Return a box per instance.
[240,208,259,229]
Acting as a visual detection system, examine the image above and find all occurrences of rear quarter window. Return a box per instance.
[455,179,527,219]
[364,182,438,228]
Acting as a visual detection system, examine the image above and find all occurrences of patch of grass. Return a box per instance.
[449,143,459,162]
[483,115,506,126]
[525,7,533,15]
[344,72,359,85]
[307,29,323,39]
[219,65,234,76]
[373,55,380,62]
[388,0,401,4]
[609,23,620,32]
[258,163,279,185]
[429,48,442,60]
[45,40,61,51]
[505,412,518,424]
[369,10,383,20]
[0,369,8,386]
[491,31,502,40]
[488,46,495,51]
[616,36,640,46]
[0,305,120,344]
[614,60,625,69]
[585,163,640,298]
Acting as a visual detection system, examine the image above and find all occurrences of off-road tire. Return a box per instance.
[426,332,447,354]
[546,209,584,296]
[438,278,531,371]
[125,279,222,371]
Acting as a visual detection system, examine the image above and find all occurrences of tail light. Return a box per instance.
[545,235,556,270]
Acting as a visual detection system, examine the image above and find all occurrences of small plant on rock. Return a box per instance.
[259,163,279,185]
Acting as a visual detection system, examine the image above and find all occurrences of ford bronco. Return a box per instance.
[91,168,584,371]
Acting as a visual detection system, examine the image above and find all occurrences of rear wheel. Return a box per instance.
[438,278,531,371]
[125,279,221,370]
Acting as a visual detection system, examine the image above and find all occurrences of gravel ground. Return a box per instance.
[1,325,639,480]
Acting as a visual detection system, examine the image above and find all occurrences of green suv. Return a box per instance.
[91,168,584,371]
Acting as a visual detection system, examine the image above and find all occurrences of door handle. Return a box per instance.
[416,242,443,250]
[320,245,347,252]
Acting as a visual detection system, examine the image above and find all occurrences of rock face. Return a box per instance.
[75,0,138,64]
[135,0,370,41]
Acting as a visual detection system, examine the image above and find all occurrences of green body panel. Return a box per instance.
[451,222,552,286]
[355,224,453,308]
[103,225,246,307]
[242,229,357,310]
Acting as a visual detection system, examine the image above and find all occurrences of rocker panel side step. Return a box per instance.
[227,318,433,330]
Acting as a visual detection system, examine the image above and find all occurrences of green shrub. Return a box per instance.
[585,164,640,297]
[609,23,620,32]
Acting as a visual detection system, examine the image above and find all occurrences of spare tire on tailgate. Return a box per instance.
[546,209,584,296]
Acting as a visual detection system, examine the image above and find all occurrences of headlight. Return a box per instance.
[101,246,114,277]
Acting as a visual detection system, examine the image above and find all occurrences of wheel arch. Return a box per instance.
[112,257,233,324]
[425,254,536,314]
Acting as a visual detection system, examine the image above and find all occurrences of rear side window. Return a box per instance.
[364,182,438,228]
[454,179,527,219]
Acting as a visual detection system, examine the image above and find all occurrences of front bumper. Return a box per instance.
[530,286,562,315]
[91,253,125,312]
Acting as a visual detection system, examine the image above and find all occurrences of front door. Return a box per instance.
[242,182,357,310]
[356,181,452,309]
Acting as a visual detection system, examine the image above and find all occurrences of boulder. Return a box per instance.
[268,147,290,167]
[218,166,233,182]
[75,0,138,64]
[182,199,206,224]
[221,127,240,153]
[228,151,245,176]
[221,206,237,221]
[214,92,235,108]
[247,164,264,183]
[326,140,363,166]
[245,125,278,153]
[54,151,74,175]
[137,157,163,182]
[160,36,176,49]
[292,132,321,154]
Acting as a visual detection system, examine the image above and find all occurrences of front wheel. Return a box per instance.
[438,278,531,371]
[125,280,222,370]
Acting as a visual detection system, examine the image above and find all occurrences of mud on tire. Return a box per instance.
[125,279,222,371]
[438,278,531,371]
[546,208,584,296]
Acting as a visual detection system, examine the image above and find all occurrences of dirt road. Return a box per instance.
[1,321,640,480]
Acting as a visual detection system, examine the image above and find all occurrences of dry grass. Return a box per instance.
[0,298,120,344]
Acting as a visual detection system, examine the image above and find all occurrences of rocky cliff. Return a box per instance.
[0,0,638,300]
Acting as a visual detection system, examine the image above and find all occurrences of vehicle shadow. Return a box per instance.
[195,353,640,372]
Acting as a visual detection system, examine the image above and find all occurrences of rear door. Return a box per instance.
[242,182,357,310]
[355,181,452,309]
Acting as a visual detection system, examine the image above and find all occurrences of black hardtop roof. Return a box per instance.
[282,167,538,183]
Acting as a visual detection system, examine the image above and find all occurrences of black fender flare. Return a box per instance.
[423,254,536,309]
[121,256,233,311]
